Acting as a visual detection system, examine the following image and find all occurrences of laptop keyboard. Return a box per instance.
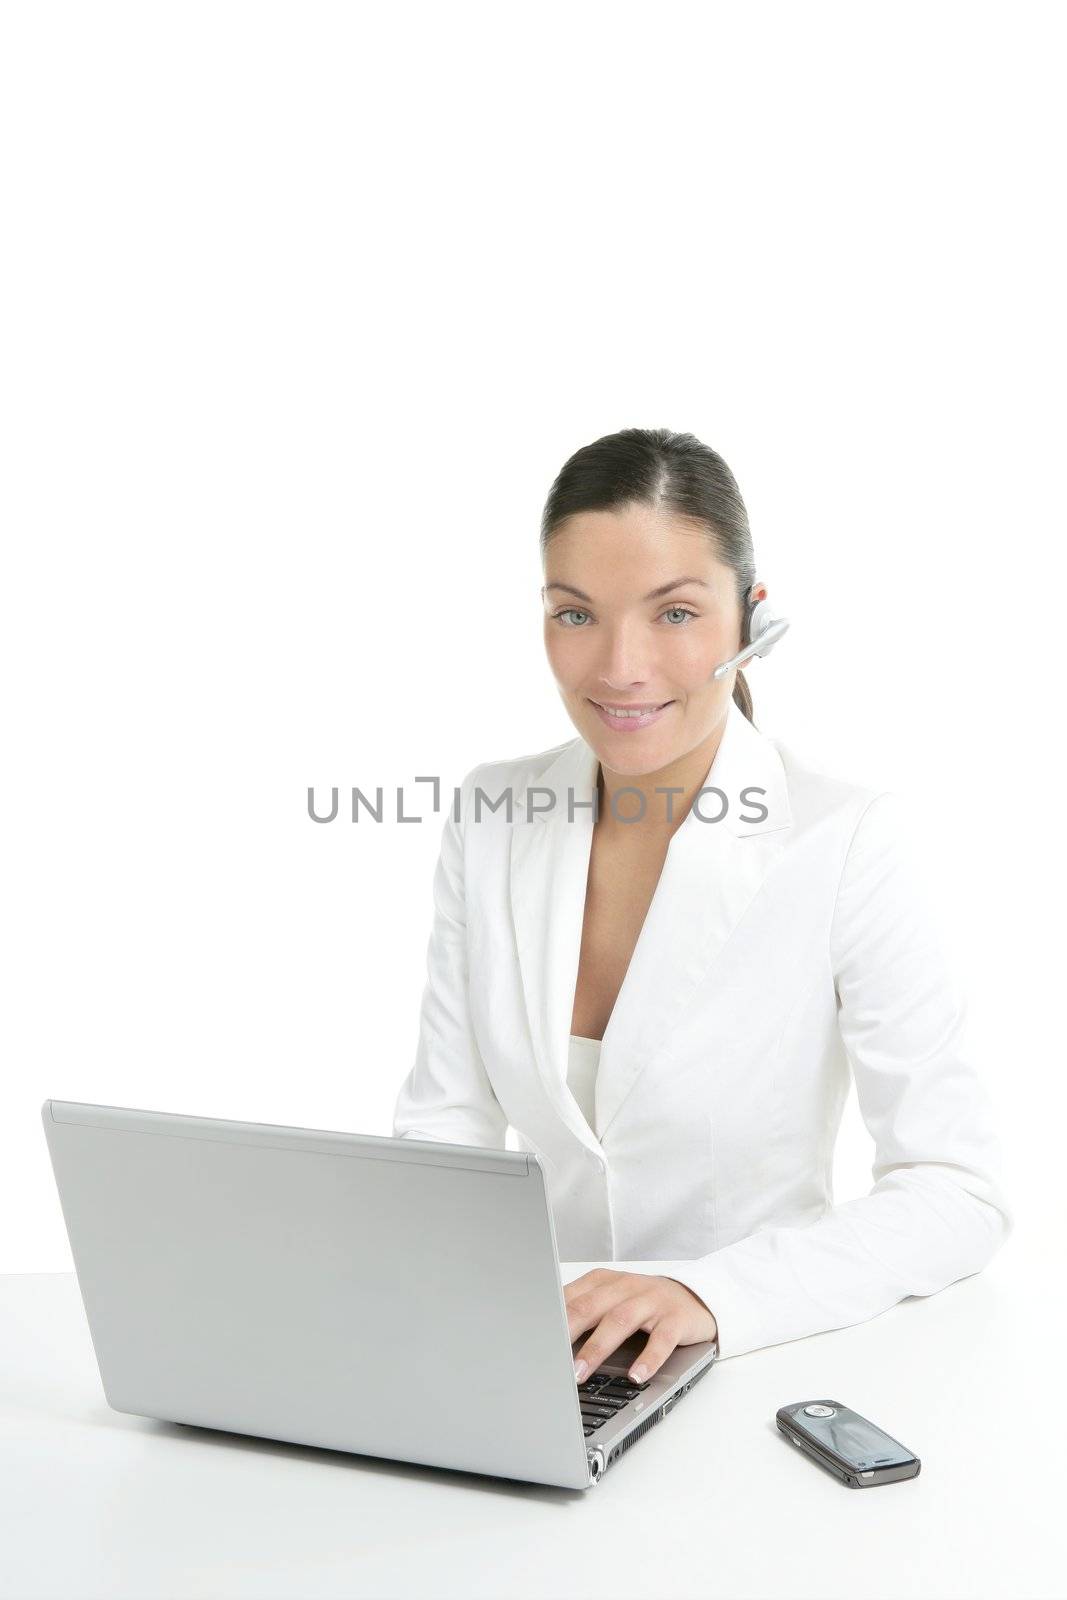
[578,1369,652,1436]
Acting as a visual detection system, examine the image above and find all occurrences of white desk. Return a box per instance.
[0,1243,1058,1600]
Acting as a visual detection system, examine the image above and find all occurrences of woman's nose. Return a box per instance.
[594,622,654,687]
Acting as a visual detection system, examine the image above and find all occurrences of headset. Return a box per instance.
[712,587,790,681]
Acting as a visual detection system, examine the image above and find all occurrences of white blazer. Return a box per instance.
[391,700,1013,1359]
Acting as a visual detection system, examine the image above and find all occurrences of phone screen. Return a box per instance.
[793,1404,915,1470]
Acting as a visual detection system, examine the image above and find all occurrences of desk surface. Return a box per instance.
[0,1245,1057,1600]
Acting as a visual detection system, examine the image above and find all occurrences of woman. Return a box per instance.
[392,427,1013,1386]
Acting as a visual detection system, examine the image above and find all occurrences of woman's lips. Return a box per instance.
[588,699,674,732]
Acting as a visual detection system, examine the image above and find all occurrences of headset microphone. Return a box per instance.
[712,594,791,681]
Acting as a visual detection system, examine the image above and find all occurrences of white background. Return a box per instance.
[2,0,1062,1363]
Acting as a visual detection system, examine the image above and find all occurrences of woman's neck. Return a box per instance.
[595,713,729,839]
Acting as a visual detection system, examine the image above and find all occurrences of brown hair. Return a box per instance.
[539,427,759,724]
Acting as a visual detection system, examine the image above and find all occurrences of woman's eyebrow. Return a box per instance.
[544,576,710,603]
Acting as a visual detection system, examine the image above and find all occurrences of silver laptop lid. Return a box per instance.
[42,1099,592,1491]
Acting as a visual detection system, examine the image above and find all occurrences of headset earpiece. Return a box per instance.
[746,597,778,653]
[712,588,791,681]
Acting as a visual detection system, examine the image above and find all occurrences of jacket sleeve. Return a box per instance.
[566,791,1015,1359]
[392,765,509,1149]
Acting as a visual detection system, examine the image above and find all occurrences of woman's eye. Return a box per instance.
[552,606,697,627]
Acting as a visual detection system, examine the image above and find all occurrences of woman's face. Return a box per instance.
[542,503,757,778]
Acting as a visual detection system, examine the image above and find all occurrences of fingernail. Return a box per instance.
[574,1359,588,1381]
[630,1364,647,1383]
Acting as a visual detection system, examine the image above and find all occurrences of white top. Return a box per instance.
[394,701,1013,1362]
[567,1033,602,1134]
[567,1030,719,1358]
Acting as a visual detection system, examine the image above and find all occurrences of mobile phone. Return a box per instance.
[776,1400,921,1488]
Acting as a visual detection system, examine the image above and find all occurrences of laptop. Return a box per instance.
[41,1098,719,1491]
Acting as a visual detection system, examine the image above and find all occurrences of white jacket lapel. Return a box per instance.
[508,702,794,1152]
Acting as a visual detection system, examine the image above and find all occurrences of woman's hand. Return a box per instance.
[564,1268,718,1385]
